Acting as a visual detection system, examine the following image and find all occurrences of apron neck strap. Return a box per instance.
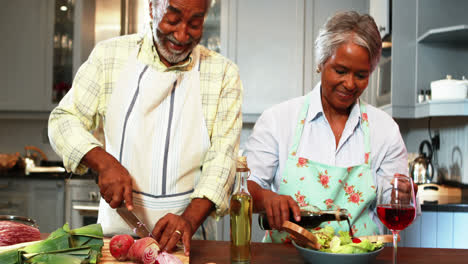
[288,95,372,165]
[358,101,372,165]
[288,93,312,155]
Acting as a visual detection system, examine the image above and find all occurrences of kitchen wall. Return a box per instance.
[0,118,60,162]
[398,116,468,184]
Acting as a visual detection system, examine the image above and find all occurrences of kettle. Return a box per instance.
[410,140,434,184]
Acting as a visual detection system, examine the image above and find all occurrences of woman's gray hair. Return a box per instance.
[151,0,212,27]
[315,11,382,71]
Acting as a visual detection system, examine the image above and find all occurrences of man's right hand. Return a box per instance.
[98,163,134,209]
[82,147,134,210]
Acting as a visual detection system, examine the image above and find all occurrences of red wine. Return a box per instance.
[377,204,416,231]
[258,209,348,230]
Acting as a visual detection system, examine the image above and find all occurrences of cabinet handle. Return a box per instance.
[0,183,11,189]
[0,201,13,209]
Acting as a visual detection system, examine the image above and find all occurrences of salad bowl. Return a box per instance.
[293,240,384,264]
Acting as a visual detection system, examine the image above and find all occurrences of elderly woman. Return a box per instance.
[245,11,409,242]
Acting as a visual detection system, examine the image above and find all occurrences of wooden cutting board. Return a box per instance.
[100,238,189,264]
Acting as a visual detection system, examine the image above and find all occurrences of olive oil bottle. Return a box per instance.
[230,156,252,264]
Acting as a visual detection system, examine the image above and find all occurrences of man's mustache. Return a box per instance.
[166,34,194,46]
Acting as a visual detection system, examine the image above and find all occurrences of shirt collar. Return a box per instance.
[306,82,363,130]
[137,30,196,72]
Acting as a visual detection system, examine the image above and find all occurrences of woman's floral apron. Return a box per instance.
[264,93,379,243]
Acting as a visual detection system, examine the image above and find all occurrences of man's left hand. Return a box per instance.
[152,213,193,255]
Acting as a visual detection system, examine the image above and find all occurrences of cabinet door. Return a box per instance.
[28,179,65,233]
[0,0,54,111]
[0,179,29,217]
[226,0,307,120]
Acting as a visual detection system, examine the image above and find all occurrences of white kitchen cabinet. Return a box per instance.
[369,0,391,39]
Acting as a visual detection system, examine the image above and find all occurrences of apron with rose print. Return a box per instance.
[264,93,379,243]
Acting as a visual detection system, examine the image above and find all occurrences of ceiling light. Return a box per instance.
[60,6,68,12]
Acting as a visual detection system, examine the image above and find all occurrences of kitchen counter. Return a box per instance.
[420,181,468,212]
[0,167,97,180]
[189,240,468,264]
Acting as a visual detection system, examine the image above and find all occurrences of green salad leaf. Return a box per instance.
[308,226,383,254]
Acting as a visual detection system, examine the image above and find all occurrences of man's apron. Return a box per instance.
[265,93,380,243]
[98,46,216,240]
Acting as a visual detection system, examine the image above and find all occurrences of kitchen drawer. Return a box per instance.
[0,178,28,192]
[0,193,29,217]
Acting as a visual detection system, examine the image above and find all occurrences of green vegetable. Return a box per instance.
[0,249,21,264]
[309,226,383,254]
[0,223,104,264]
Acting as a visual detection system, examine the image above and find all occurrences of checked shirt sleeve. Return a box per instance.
[191,61,243,218]
[48,44,106,174]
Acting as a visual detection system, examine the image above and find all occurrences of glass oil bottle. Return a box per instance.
[230,156,252,263]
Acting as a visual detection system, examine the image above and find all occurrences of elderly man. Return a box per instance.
[48,0,242,255]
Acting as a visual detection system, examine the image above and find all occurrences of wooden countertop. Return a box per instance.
[38,234,468,264]
[189,240,468,264]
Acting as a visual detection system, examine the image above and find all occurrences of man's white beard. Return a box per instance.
[153,27,199,64]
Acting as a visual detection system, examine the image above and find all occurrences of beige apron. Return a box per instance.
[98,46,215,240]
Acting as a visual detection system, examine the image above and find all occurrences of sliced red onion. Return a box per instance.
[142,243,160,264]
[155,252,183,264]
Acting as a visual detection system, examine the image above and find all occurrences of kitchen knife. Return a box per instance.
[116,206,152,238]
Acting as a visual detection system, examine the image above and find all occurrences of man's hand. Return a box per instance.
[82,147,134,210]
[98,163,133,209]
[152,198,214,256]
[152,214,192,255]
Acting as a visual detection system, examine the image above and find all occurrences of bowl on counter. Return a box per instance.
[0,215,39,228]
[292,241,384,264]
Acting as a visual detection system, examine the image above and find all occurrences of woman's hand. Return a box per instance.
[261,190,301,230]
[248,180,301,230]
[391,173,418,203]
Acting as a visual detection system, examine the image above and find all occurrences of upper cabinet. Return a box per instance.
[223,0,368,122]
[0,0,96,115]
[388,0,468,118]
[0,0,54,112]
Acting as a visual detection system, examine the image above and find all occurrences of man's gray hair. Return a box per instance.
[150,0,212,27]
[315,11,382,72]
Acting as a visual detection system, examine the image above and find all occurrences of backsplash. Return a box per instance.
[397,116,468,184]
[0,119,60,162]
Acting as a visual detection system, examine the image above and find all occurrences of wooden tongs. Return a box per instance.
[282,221,321,250]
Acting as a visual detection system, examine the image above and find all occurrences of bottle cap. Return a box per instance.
[236,156,249,172]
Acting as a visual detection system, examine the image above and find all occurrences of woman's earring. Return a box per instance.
[316,67,321,73]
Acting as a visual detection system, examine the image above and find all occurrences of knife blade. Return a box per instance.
[116,206,152,238]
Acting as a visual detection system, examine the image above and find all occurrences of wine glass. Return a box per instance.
[376,174,417,264]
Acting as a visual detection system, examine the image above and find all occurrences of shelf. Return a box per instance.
[387,99,468,118]
[414,99,468,117]
[417,24,468,44]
